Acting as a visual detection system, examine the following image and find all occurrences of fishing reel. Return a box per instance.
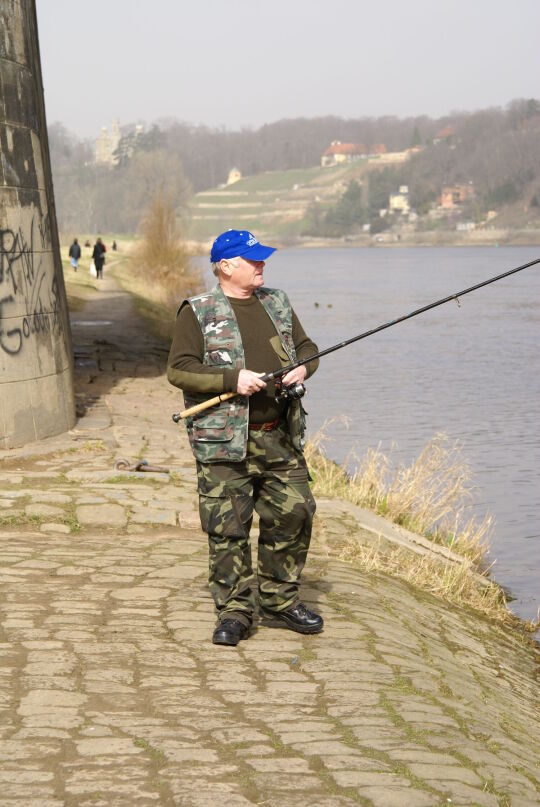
[275,378,306,402]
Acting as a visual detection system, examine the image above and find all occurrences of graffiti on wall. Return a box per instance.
[0,209,62,356]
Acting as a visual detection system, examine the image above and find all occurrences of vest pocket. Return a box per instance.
[192,413,233,442]
[207,349,233,365]
[206,339,235,367]
[269,334,292,365]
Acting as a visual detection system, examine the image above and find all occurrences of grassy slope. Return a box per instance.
[188,162,367,242]
[188,161,540,246]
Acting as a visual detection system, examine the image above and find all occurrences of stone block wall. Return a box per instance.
[0,0,75,448]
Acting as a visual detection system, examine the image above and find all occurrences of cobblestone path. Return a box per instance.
[0,275,538,806]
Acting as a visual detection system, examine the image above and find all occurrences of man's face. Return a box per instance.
[224,256,265,292]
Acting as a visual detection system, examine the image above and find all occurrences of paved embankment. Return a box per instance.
[0,274,538,806]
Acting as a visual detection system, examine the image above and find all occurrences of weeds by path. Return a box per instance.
[306,424,539,633]
[306,425,489,563]
[110,195,204,344]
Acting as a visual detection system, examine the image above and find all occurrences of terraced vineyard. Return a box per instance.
[187,162,369,243]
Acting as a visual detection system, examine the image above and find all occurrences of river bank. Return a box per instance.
[0,269,539,805]
[187,226,540,254]
[61,225,540,262]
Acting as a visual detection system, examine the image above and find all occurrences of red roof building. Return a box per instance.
[440,183,474,209]
[433,126,455,144]
[321,141,368,166]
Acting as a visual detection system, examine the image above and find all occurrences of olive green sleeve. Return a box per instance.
[167,304,239,394]
[292,308,319,379]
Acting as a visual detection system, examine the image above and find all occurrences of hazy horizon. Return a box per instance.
[37,0,540,140]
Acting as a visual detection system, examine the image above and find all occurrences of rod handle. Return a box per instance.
[174,391,237,420]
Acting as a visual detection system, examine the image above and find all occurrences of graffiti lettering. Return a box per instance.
[0,228,22,293]
[38,211,52,250]
[0,295,22,354]
[0,211,63,357]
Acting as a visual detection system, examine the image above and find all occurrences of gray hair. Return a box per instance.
[211,257,239,277]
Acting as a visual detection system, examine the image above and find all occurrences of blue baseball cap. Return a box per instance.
[210,229,276,263]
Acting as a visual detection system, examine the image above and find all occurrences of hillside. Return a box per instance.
[187,161,369,242]
[49,99,540,239]
[186,159,540,247]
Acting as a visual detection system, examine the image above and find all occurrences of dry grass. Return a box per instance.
[306,423,490,566]
[341,539,526,629]
[111,192,205,343]
[306,424,539,632]
[134,190,204,309]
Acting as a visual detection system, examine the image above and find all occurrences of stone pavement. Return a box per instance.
[0,274,539,806]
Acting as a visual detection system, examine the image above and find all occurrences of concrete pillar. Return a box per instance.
[0,0,75,448]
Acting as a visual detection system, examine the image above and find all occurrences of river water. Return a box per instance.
[203,246,540,622]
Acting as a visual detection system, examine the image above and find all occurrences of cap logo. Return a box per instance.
[209,229,275,263]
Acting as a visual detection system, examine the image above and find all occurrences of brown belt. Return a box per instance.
[248,418,280,431]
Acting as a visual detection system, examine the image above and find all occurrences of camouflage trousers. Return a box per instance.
[196,423,316,627]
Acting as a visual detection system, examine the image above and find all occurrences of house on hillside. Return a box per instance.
[440,183,474,209]
[389,185,410,214]
[321,141,390,166]
[227,167,242,185]
[321,141,368,167]
[433,125,455,145]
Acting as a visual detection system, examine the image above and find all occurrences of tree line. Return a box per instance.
[49,98,540,236]
[304,99,540,236]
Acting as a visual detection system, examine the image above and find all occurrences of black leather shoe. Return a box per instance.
[212,619,250,646]
[262,602,324,634]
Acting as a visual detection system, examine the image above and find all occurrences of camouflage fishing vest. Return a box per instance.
[181,284,306,463]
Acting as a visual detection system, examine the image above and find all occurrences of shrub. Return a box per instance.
[306,427,490,566]
[136,190,203,307]
[306,426,540,631]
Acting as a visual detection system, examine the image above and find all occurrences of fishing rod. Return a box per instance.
[172,255,540,422]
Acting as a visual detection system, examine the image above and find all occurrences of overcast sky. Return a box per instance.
[37,0,540,140]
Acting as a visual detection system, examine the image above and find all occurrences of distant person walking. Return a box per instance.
[112,240,117,252]
[92,237,106,280]
[68,238,81,271]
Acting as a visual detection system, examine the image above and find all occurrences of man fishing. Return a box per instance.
[167,229,323,646]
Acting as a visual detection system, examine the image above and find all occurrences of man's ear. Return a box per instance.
[220,259,233,278]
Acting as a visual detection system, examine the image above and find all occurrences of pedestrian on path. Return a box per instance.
[92,237,106,280]
[168,229,323,646]
[68,237,81,271]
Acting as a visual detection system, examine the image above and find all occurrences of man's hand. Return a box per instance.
[237,370,267,396]
[280,365,307,387]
